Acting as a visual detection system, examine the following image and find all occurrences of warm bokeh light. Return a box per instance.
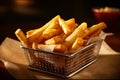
[14,0,34,6]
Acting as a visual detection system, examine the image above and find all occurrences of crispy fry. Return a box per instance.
[38,44,55,52]
[64,22,88,47]
[65,18,78,31]
[27,15,60,43]
[26,29,36,37]
[42,28,62,39]
[32,42,38,49]
[71,37,84,51]
[43,19,60,31]
[42,20,60,37]
[89,29,101,38]
[15,29,37,60]
[84,29,101,40]
[45,36,63,45]
[38,44,67,53]
[60,33,68,41]
[59,18,71,35]
[15,28,28,47]
[88,22,107,35]
[54,44,67,53]
[65,18,75,25]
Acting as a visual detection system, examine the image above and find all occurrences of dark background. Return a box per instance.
[0,0,120,44]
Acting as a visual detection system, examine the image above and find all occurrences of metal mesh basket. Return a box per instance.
[21,39,103,78]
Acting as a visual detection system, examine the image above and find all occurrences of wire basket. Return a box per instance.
[21,39,103,78]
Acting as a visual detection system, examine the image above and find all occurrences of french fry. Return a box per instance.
[45,36,63,45]
[15,28,28,47]
[15,28,38,61]
[27,15,60,43]
[89,29,101,38]
[42,28,62,39]
[54,44,67,53]
[88,22,107,36]
[84,29,101,40]
[65,18,75,25]
[26,29,36,37]
[59,18,71,35]
[60,33,68,41]
[71,37,84,51]
[32,42,38,49]
[64,22,88,47]
[38,44,67,53]
[42,20,60,34]
[65,18,78,31]
[38,44,55,52]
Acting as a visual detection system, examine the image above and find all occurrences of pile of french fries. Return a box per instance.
[15,15,107,53]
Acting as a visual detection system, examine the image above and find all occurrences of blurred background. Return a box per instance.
[0,0,120,43]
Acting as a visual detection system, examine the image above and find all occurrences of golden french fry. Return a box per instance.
[42,28,62,39]
[38,44,67,53]
[15,28,28,47]
[60,33,68,41]
[64,22,88,47]
[89,29,101,38]
[84,29,101,40]
[38,44,55,52]
[54,44,67,53]
[42,20,59,36]
[27,15,60,43]
[65,18,78,31]
[45,36,63,45]
[71,37,84,51]
[26,29,36,37]
[65,18,75,25]
[32,42,38,49]
[15,29,38,61]
[88,22,107,35]
[59,18,71,35]
[43,19,60,30]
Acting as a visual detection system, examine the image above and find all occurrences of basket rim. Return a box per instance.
[20,39,103,57]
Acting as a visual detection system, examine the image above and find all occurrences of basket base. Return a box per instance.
[28,59,97,78]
